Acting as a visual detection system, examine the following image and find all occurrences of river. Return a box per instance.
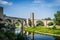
[27,34,60,40]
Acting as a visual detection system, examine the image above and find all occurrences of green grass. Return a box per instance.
[24,26,60,35]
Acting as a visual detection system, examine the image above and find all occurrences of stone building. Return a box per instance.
[0,7,3,18]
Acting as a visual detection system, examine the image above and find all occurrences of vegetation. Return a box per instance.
[44,17,51,20]
[24,26,60,35]
[16,33,28,40]
[0,11,60,40]
[15,22,20,28]
[48,22,54,26]
[0,19,28,40]
[0,23,16,40]
[54,11,60,25]
[36,21,44,26]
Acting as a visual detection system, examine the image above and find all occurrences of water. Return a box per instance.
[15,28,21,34]
[27,34,55,40]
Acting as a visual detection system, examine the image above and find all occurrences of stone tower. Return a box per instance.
[30,12,34,27]
[0,7,3,18]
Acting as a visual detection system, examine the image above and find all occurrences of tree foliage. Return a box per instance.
[54,11,60,25]
[0,18,27,40]
[44,17,51,20]
[48,22,54,26]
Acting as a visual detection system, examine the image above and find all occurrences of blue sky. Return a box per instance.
[0,0,60,19]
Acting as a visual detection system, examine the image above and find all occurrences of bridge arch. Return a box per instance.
[36,20,44,26]
[4,19,12,25]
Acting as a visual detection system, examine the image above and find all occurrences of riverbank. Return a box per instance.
[24,26,60,36]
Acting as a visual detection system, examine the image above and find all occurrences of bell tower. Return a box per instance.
[0,7,3,18]
[30,12,34,27]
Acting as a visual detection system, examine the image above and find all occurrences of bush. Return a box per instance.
[48,22,56,29]
[0,19,28,40]
[16,33,28,40]
[5,30,16,40]
[48,22,54,26]
[52,25,56,29]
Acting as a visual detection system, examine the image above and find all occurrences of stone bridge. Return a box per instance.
[26,19,53,27]
[0,7,54,27]
[34,19,53,27]
[3,16,27,27]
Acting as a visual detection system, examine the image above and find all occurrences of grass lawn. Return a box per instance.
[24,26,60,36]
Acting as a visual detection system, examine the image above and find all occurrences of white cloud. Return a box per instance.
[32,0,60,7]
[0,0,13,5]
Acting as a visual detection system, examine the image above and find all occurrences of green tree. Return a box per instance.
[54,11,60,25]
[44,17,51,20]
[0,19,27,40]
[0,18,16,40]
[48,22,54,26]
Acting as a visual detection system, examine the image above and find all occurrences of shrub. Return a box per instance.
[52,25,56,29]
[48,22,54,26]
[48,22,56,29]
[16,33,28,40]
